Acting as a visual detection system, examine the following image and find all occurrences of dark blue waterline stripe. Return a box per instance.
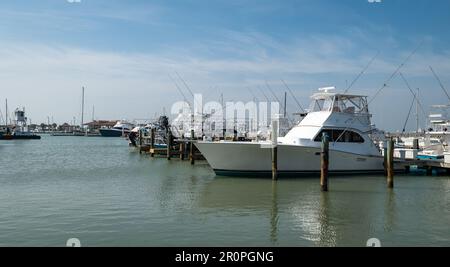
[214,169,404,178]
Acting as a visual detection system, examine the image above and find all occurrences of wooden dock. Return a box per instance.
[136,131,205,162]
[396,158,450,173]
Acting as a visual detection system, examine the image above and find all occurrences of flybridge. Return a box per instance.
[308,87,370,115]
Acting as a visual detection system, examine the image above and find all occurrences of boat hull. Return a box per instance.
[0,135,41,140]
[99,129,129,137]
[196,141,386,177]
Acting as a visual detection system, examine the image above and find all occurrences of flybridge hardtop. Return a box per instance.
[280,88,374,148]
[195,87,385,177]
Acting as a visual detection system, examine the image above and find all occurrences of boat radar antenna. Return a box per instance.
[318,86,336,93]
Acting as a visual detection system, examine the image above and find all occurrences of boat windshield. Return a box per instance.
[309,97,334,112]
[334,95,368,114]
[309,94,369,114]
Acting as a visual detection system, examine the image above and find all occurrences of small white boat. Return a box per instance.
[196,88,387,177]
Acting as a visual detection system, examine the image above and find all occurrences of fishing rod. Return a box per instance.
[264,81,297,127]
[281,79,305,113]
[399,73,427,118]
[343,50,380,94]
[258,85,271,102]
[402,94,417,133]
[175,71,195,99]
[338,47,417,137]
[345,42,424,134]
[368,40,424,106]
[429,66,450,102]
[168,74,191,108]
[247,87,260,102]
[265,81,282,105]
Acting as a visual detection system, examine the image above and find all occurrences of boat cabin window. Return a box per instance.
[314,129,365,143]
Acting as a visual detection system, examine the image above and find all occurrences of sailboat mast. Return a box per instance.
[5,99,8,126]
[416,88,420,132]
[81,86,85,130]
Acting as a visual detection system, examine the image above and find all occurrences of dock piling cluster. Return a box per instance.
[136,128,204,163]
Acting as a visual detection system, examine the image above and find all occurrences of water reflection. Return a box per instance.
[145,160,448,246]
[270,181,279,245]
[197,177,341,246]
[384,189,396,233]
[317,192,337,246]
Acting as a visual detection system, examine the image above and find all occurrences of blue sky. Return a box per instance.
[0,0,449,130]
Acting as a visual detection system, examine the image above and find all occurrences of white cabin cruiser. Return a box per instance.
[195,88,386,177]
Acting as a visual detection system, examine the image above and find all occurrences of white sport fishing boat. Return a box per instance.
[195,88,386,177]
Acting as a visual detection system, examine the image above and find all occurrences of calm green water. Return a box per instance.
[0,135,449,247]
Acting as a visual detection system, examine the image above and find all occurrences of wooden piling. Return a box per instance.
[179,142,185,160]
[405,165,411,174]
[271,120,278,180]
[167,131,172,160]
[387,138,394,188]
[150,128,155,157]
[320,132,329,192]
[190,129,195,165]
[426,166,433,176]
[413,138,419,150]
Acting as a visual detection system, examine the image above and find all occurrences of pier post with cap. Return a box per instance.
[271,120,278,180]
[179,142,185,160]
[320,132,329,192]
[387,137,394,188]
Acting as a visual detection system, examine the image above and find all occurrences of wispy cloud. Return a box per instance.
[0,28,449,129]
